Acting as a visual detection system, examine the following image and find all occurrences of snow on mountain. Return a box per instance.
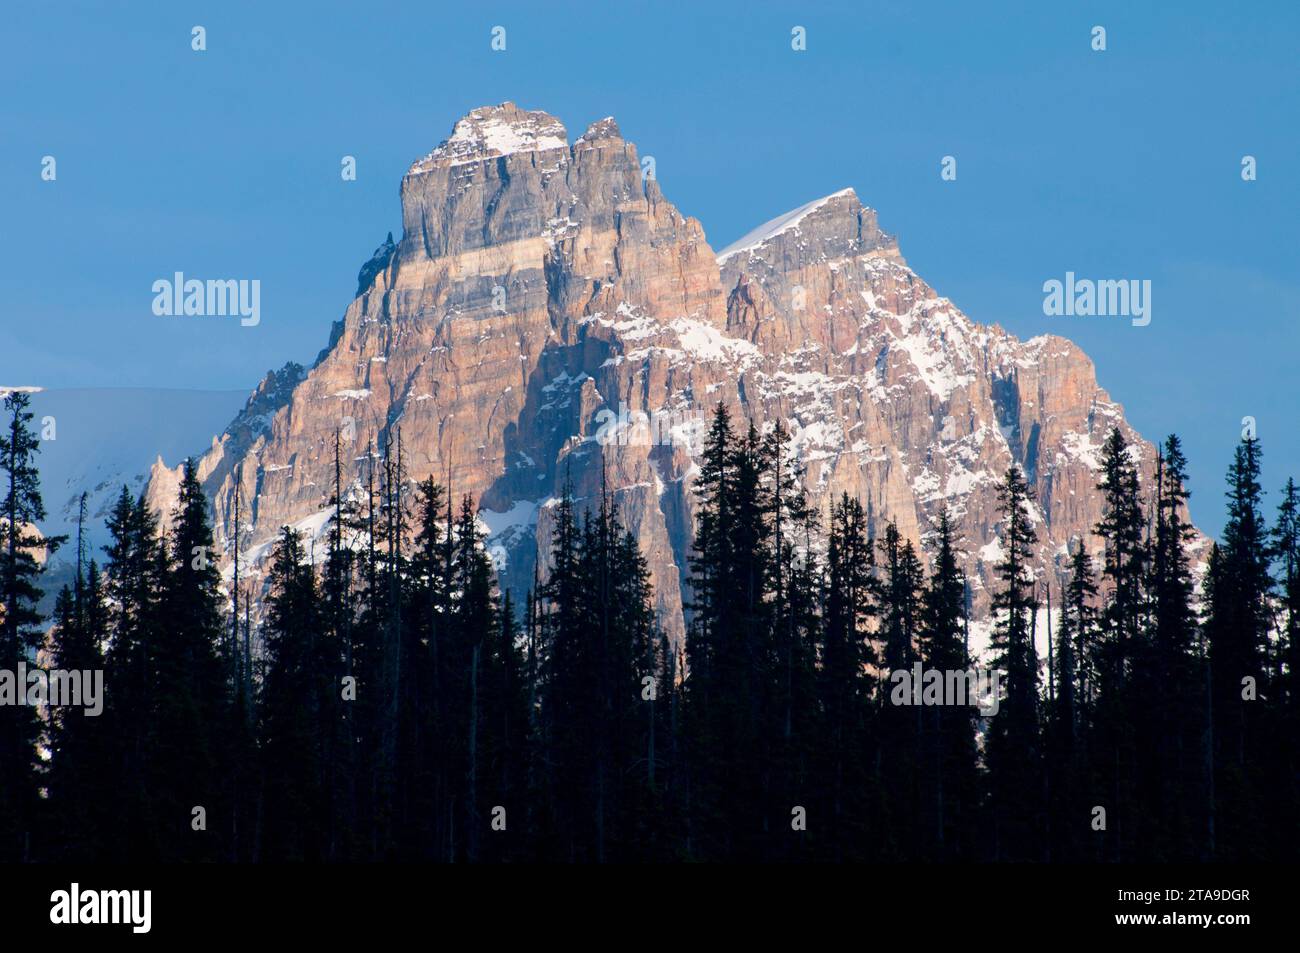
[24,388,247,559]
[409,101,569,173]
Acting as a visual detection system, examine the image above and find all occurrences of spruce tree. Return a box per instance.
[1271,478,1300,858]
[536,477,587,859]
[683,405,777,859]
[449,495,510,862]
[1049,540,1097,859]
[1205,435,1273,858]
[406,475,447,859]
[985,464,1042,860]
[877,520,924,856]
[100,487,169,860]
[818,494,877,859]
[1144,436,1202,859]
[760,421,819,858]
[0,392,62,861]
[1090,427,1148,860]
[44,564,108,860]
[259,526,330,860]
[159,458,231,860]
[918,508,977,859]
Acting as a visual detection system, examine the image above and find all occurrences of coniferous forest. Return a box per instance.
[1,391,1297,863]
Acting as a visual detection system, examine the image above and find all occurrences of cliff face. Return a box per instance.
[146,102,1197,650]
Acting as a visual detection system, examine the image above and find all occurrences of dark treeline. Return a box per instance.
[1,392,1297,862]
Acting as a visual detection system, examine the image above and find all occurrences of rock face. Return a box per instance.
[146,102,1199,651]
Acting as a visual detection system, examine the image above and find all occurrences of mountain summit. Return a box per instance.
[148,103,1195,649]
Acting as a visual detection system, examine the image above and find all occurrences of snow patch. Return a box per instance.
[411,105,568,173]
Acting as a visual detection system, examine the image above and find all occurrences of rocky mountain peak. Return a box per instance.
[577,116,623,144]
[408,102,569,174]
[156,103,1203,653]
[717,187,901,270]
[356,232,396,297]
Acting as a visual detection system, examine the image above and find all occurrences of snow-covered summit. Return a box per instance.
[409,102,569,174]
[716,188,858,262]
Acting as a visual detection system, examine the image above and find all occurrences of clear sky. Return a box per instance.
[2,0,1296,539]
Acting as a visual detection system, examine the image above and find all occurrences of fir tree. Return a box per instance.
[1271,478,1300,858]
[817,494,877,859]
[1143,436,1203,859]
[100,488,170,859]
[1090,427,1149,860]
[258,527,330,861]
[918,508,978,859]
[1205,435,1273,858]
[683,405,777,860]
[158,458,231,860]
[985,464,1042,860]
[0,392,62,860]
[1049,540,1097,859]
[877,520,925,857]
[43,563,108,860]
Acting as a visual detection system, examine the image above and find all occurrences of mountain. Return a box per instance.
[8,387,246,553]
[2,386,246,612]
[144,102,1203,652]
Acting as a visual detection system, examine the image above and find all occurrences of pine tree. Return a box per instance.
[1090,427,1149,860]
[345,442,386,856]
[1144,436,1203,859]
[1095,428,1147,668]
[877,520,924,857]
[1150,437,1198,664]
[258,527,330,861]
[985,464,1042,860]
[0,392,62,860]
[817,494,877,859]
[158,458,231,860]
[760,421,819,859]
[100,487,169,860]
[1205,435,1273,858]
[1271,478,1300,858]
[878,523,922,674]
[1048,540,1097,859]
[918,508,978,859]
[536,476,587,859]
[449,495,509,862]
[682,405,777,860]
[226,472,258,861]
[1274,479,1300,719]
[532,473,661,860]
[594,491,659,859]
[406,474,447,859]
[43,562,108,860]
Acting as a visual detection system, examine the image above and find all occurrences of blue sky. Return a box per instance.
[2,0,1297,538]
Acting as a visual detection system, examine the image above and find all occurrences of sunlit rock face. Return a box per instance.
[148,102,1200,650]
